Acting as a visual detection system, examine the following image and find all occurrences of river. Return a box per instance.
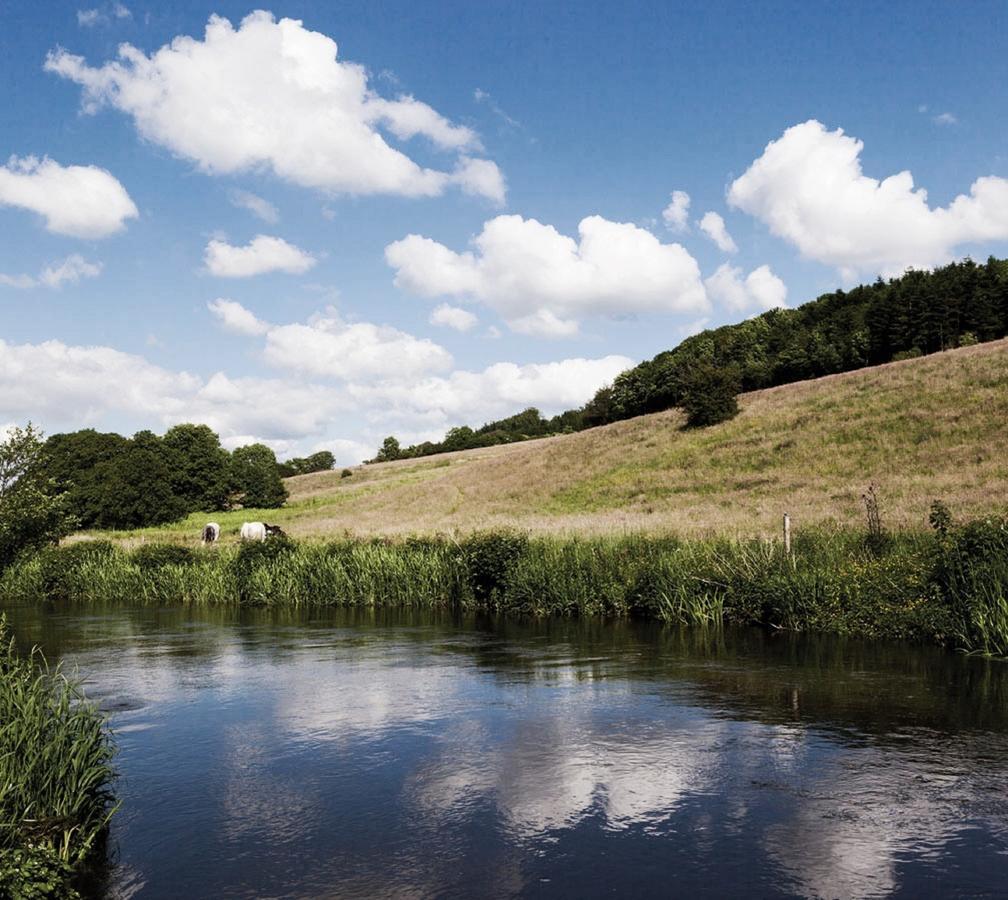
[5,603,1008,898]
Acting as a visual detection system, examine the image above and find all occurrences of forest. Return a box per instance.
[373,257,1008,461]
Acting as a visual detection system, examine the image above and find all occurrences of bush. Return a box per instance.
[37,542,117,600]
[679,362,740,428]
[459,531,529,604]
[130,544,197,571]
[231,537,296,602]
[340,468,352,479]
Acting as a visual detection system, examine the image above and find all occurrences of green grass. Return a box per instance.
[0,615,117,898]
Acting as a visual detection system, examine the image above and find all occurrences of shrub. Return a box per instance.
[679,362,740,428]
[459,531,529,604]
[36,542,117,600]
[340,468,352,479]
[0,845,81,900]
[130,544,197,571]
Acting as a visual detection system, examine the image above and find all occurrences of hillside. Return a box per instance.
[94,337,1008,543]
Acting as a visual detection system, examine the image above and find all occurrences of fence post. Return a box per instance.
[783,513,791,555]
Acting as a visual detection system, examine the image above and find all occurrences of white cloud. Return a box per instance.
[385,213,708,337]
[698,211,738,253]
[0,155,137,238]
[77,8,101,26]
[112,3,130,18]
[264,315,453,381]
[228,189,279,224]
[727,119,1008,276]
[704,263,787,313]
[0,328,627,463]
[932,111,957,126]
[207,298,270,336]
[429,303,477,332]
[662,190,690,232]
[46,11,505,202]
[356,354,633,423]
[204,235,316,278]
[0,254,102,290]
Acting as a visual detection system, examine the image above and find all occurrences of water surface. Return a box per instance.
[5,603,1008,899]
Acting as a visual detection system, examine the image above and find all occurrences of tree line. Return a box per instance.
[373,256,1008,461]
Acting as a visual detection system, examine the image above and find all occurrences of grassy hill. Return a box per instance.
[94,338,1008,543]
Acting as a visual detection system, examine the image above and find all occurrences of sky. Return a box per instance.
[2,0,1007,463]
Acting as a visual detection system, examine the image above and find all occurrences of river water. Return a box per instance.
[5,603,1008,899]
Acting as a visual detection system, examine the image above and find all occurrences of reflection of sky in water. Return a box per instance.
[7,607,1008,899]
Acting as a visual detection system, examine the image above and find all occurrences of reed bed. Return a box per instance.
[0,615,116,897]
[4,519,1008,652]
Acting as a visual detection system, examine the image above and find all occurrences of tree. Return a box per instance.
[231,444,288,508]
[375,436,401,462]
[162,423,232,512]
[39,429,129,528]
[0,424,76,567]
[94,431,189,528]
[679,363,740,428]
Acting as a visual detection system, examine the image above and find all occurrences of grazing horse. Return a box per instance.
[240,521,267,542]
[202,522,220,544]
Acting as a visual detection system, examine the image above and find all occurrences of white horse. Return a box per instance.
[202,522,220,544]
[240,521,267,542]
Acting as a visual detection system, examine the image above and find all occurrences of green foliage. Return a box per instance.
[0,616,116,880]
[230,444,288,509]
[459,531,529,605]
[340,468,353,479]
[8,517,1008,653]
[375,436,402,462]
[277,450,336,478]
[93,430,189,529]
[162,424,233,512]
[679,362,741,428]
[0,424,76,569]
[130,544,197,571]
[0,845,81,900]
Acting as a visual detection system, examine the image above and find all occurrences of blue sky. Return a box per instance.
[2,0,1007,462]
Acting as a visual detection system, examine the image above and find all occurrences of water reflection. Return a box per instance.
[3,603,1008,899]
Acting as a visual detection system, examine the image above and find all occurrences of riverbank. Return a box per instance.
[4,517,1006,653]
[0,616,117,898]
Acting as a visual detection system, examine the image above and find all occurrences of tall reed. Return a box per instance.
[2,518,1007,652]
[0,615,117,894]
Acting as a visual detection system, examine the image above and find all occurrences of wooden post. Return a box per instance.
[783,513,791,555]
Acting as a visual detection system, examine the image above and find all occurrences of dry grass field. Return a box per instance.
[99,338,1008,543]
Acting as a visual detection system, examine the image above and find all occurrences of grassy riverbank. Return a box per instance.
[4,517,1007,653]
[0,616,117,899]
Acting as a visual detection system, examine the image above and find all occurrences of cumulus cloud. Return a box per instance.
[704,263,787,312]
[204,235,316,278]
[698,211,738,253]
[264,314,453,381]
[728,119,1008,276]
[385,213,708,337]
[229,189,279,224]
[429,303,477,332]
[0,325,627,462]
[77,9,101,26]
[207,297,270,335]
[932,112,957,126]
[0,254,102,290]
[662,190,690,232]
[46,11,505,202]
[0,155,137,238]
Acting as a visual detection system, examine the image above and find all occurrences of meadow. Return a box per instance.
[85,338,1008,545]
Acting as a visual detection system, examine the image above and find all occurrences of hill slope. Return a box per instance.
[111,338,1008,541]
